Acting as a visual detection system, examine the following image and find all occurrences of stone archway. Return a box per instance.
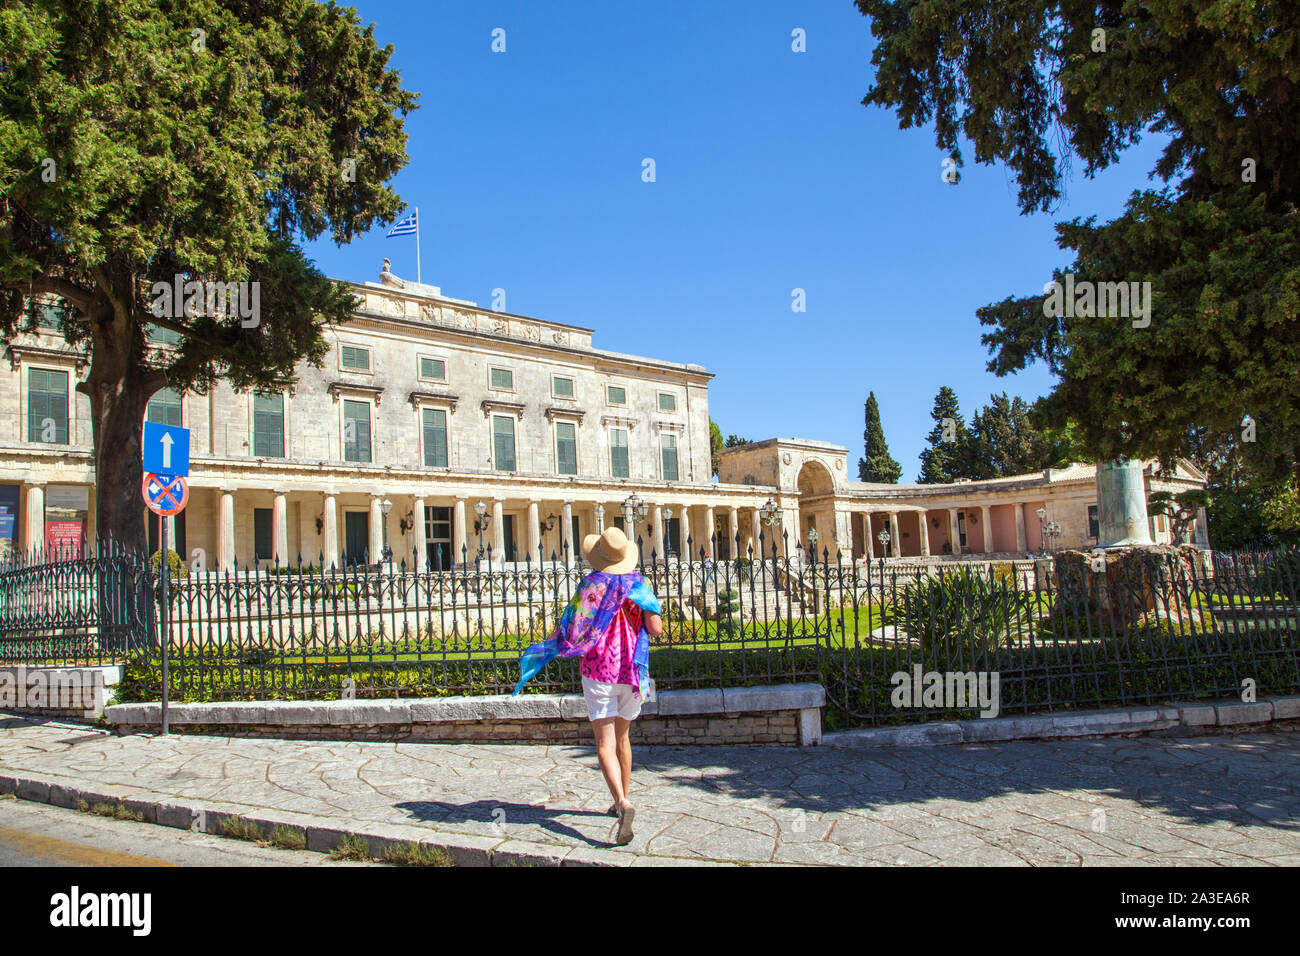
[795,459,838,557]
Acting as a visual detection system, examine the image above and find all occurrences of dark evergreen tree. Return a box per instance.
[859,0,1300,488]
[857,392,902,483]
[917,386,971,483]
[965,393,1051,479]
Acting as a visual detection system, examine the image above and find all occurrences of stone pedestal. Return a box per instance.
[1053,545,1202,631]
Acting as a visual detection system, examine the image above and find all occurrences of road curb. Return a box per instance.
[821,696,1300,748]
[0,766,736,867]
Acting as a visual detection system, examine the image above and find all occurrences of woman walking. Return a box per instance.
[512,527,663,845]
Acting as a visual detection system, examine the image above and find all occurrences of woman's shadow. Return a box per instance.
[395,798,622,848]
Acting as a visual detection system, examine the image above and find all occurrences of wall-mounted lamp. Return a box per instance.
[399,511,414,535]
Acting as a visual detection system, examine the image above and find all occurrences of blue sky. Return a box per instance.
[303,1,1169,481]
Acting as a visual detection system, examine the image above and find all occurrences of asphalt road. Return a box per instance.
[0,797,372,867]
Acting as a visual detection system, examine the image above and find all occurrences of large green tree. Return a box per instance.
[0,0,417,553]
[858,391,902,483]
[916,385,969,483]
[858,1,1300,487]
[965,393,1051,479]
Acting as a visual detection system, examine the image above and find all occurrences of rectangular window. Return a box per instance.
[489,367,513,390]
[27,368,69,444]
[606,385,626,406]
[146,324,183,345]
[658,392,677,412]
[254,508,272,562]
[1088,505,1100,540]
[492,415,516,472]
[147,387,183,427]
[253,392,285,458]
[552,375,575,398]
[422,407,448,468]
[342,399,371,463]
[35,302,66,331]
[419,356,445,381]
[556,421,577,476]
[957,512,968,548]
[340,344,370,371]
[661,433,679,481]
[610,428,629,478]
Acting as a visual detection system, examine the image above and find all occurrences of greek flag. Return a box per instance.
[388,211,417,237]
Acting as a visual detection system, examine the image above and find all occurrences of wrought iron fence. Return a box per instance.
[2,536,1298,729]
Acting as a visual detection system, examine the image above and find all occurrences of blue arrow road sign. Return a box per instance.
[142,422,190,478]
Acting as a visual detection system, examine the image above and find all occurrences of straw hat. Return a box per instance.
[582,527,639,574]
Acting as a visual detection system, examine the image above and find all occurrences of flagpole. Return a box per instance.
[415,206,421,285]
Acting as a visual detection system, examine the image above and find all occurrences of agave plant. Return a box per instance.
[882,566,1029,666]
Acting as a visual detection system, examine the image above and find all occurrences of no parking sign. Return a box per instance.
[143,472,188,516]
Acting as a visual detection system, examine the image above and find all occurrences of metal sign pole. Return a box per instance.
[160,516,169,735]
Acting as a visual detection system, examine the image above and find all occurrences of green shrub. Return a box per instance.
[149,549,188,580]
[716,588,741,636]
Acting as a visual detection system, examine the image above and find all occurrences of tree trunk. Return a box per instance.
[78,308,165,557]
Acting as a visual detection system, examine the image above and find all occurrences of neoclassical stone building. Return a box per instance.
[1,266,1208,568]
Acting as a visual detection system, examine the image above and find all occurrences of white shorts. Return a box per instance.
[581,676,642,722]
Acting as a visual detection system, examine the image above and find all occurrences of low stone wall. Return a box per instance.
[0,665,119,719]
[104,684,826,747]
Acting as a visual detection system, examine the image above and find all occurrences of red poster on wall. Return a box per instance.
[45,519,85,558]
[44,484,89,559]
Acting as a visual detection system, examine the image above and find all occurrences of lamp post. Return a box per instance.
[621,492,649,545]
[662,506,674,559]
[380,497,394,564]
[1047,521,1062,553]
[473,500,490,561]
[807,526,819,562]
[759,497,783,558]
[595,503,605,533]
[877,528,891,561]
[1036,506,1048,557]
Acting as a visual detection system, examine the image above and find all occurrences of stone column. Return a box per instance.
[216,490,235,571]
[679,504,692,554]
[981,505,993,553]
[453,498,467,566]
[918,510,930,556]
[369,495,383,561]
[272,491,289,566]
[651,504,665,560]
[727,506,740,560]
[412,496,427,569]
[1014,504,1027,552]
[24,484,44,555]
[322,493,338,570]
[491,499,505,560]
[948,508,962,556]
[526,500,541,561]
[561,500,574,561]
[750,507,762,556]
[703,505,716,556]
[889,511,901,559]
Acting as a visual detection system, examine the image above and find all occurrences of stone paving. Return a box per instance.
[1,715,1298,865]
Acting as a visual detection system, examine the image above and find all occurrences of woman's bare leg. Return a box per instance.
[591,717,625,805]
[615,717,633,806]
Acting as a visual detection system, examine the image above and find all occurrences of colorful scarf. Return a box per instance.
[513,571,662,699]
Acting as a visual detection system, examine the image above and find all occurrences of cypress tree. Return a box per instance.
[857,392,902,483]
